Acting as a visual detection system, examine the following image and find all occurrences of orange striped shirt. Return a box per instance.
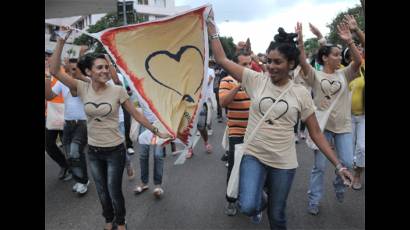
[45,68,65,116]
[219,76,250,137]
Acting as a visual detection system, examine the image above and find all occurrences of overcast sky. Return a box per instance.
[175,0,361,54]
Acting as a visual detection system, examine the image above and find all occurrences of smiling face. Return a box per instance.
[86,58,111,84]
[266,49,294,84]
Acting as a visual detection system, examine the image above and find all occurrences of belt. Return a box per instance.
[88,143,124,152]
[65,120,86,124]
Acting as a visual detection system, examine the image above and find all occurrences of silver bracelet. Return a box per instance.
[210,33,219,40]
[335,163,344,171]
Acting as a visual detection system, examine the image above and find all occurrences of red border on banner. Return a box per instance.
[100,7,207,144]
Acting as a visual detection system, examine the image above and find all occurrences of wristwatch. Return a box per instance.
[152,127,159,135]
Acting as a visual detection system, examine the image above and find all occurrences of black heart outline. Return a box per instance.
[84,102,113,121]
[320,79,342,98]
[145,45,204,103]
[258,97,289,124]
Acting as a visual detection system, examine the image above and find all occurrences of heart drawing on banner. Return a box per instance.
[258,97,289,125]
[84,102,112,122]
[320,79,341,99]
[145,45,204,103]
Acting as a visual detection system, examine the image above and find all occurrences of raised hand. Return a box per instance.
[337,23,353,43]
[56,25,73,42]
[295,22,303,47]
[309,23,323,38]
[343,14,358,31]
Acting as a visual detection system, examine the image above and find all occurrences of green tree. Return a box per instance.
[209,36,236,60]
[304,37,319,57]
[326,5,364,45]
[73,12,123,53]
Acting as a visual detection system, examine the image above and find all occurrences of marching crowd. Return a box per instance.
[45,11,365,230]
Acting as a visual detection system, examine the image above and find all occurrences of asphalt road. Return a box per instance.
[45,115,365,230]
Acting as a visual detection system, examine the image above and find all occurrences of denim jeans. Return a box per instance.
[119,121,132,168]
[238,155,296,230]
[45,128,68,169]
[88,143,126,225]
[226,136,244,203]
[307,130,353,206]
[351,115,365,167]
[62,120,88,184]
[139,127,164,185]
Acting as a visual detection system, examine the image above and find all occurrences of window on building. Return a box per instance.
[154,0,166,7]
[136,13,149,23]
[138,0,148,5]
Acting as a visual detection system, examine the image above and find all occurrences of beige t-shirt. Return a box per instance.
[76,80,129,147]
[242,68,316,169]
[303,64,357,133]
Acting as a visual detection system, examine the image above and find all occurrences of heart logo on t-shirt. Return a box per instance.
[84,102,112,122]
[258,97,289,125]
[320,79,342,99]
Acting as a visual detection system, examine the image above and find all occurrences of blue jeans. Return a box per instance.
[88,144,126,225]
[139,127,164,185]
[352,115,365,167]
[63,120,88,184]
[307,130,353,206]
[238,155,296,230]
[119,121,132,168]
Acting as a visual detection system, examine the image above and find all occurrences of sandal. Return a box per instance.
[153,187,164,199]
[134,184,149,194]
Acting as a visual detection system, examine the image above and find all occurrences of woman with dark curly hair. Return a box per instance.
[207,10,353,229]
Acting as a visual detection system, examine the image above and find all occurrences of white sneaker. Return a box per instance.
[299,132,306,140]
[76,180,90,195]
[225,162,229,168]
[127,148,135,155]
[294,134,299,144]
[72,183,80,192]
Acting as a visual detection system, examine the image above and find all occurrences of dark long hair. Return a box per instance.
[266,28,300,70]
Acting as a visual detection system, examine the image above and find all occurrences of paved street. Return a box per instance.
[45,116,365,230]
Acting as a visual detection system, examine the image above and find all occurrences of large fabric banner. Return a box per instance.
[93,5,211,146]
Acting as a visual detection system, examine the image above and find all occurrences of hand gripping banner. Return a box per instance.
[92,5,211,147]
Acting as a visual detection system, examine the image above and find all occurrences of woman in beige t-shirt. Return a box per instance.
[296,21,362,216]
[207,10,353,229]
[49,27,171,230]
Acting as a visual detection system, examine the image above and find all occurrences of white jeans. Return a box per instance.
[351,115,365,167]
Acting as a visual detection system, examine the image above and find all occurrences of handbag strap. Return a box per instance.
[244,81,294,146]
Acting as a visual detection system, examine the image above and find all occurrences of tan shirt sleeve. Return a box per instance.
[75,79,87,99]
[242,68,263,99]
[301,65,317,87]
[341,62,359,83]
[118,86,130,104]
[298,87,316,122]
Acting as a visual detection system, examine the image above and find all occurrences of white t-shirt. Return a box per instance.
[242,68,316,169]
[52,81,86,120]
[302,64,358,133]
